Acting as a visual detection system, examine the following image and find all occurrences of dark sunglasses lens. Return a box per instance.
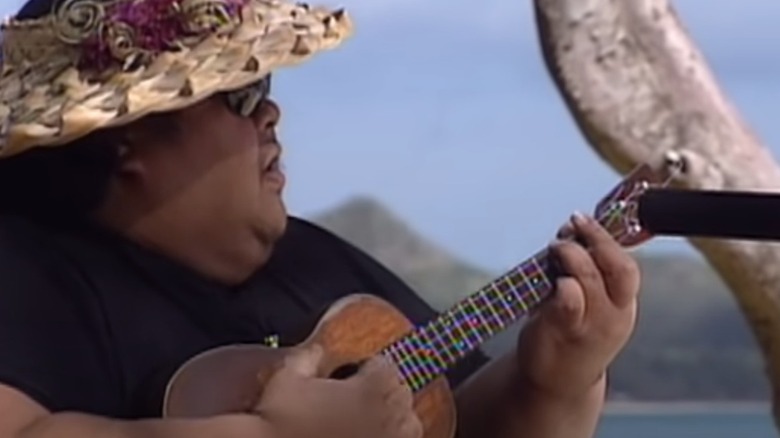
[227,75,272,116]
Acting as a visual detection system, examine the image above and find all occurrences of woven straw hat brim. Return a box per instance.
[0,0,352,159]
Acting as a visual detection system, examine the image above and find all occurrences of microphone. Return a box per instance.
[638,188,780,241]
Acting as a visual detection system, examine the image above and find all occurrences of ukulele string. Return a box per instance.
[381,187,638,390]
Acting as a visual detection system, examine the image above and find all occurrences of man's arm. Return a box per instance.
[307,217,606,437]
[455,213,639,438]
[0,384,274,438]
[454,352,605,438]
[0,223,277,438]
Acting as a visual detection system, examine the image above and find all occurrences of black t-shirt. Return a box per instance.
[0,215,488,419]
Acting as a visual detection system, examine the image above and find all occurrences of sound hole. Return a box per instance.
[329,361,364,379]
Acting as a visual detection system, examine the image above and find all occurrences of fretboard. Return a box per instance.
[381,249,556,392]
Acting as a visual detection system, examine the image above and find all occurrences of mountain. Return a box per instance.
[310,196,770,401]
[607,255,769,400]
[313,196,494,310]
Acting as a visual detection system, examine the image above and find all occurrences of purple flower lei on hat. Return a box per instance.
[54,0,248,71]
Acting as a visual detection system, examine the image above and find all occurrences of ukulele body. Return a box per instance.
[162,294,457,438]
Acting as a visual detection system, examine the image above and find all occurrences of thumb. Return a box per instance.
[354,354,397,383]
[543,277,586,335]
[279,344,324,378]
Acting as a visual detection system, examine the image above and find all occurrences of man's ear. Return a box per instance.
[113,113,179,179]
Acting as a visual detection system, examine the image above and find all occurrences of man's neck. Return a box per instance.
[93,209,273,286]
[128,225,273,286]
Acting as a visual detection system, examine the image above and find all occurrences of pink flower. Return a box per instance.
[79,0,248,71]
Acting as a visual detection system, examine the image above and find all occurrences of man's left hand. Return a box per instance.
[515,211,640,400]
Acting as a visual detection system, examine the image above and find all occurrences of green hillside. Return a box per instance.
[311,196,770,401]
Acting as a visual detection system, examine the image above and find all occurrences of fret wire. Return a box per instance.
[490,281,518,321]
[393,341,421,388]
[383,345,412,386]
[478,293,501,337]
[410,331,440,377]
[499,269,525,317]
[485,295,512,334]
[388,344,415,387]
[498,272,524,313]
[449,306,474,356]
[512,267,535,312]
[446,309,469,358]
[427,321,456,365]
[397,350,416,387]
[408,334,436,384]
[397,338,427,388]
[509,273,530,313]
[465,299,487,345]
[461,297,489,342]
[409,318,459,389]
[513,260,541,304]
[491,281,516,331]
[485,280,512,331]
[403,336,426,381]
[421,329,449,373]
[470,291,491,332]
[524,257,545,303]
[462,297,485,338]
[483,288,506,331]
[385,251,557,391]
[469,301,488,343]
[530,256,554,291]
[428,313,459,364]
[506,255,553,309]
[440,312,463,362]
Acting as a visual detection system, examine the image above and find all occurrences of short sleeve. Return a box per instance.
[0,220,119,415]
[322,227,491,388]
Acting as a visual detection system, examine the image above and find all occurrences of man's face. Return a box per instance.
[175,92,288,241]
[119,77,289,258]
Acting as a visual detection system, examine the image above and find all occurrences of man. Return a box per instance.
[0,0,640,437]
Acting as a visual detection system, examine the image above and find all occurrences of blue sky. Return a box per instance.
[3,0,780,271]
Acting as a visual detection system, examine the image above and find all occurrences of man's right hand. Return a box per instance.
[0,345,421,438]
[255,345,423,438]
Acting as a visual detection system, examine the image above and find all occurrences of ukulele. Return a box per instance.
[161,153,685,437]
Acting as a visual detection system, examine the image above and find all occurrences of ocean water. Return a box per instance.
[596,412,776,438]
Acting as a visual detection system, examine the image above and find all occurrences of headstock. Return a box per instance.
[594,152,685,247]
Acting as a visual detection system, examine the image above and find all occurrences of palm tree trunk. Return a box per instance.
[533,0,780,427]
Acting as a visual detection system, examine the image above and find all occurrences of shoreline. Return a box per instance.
[603,400,771,415]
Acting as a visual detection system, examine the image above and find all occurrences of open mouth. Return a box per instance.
[262,152,285,192]
[264,156,280,172]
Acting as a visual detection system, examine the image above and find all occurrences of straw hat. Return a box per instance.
[0,0,353,159]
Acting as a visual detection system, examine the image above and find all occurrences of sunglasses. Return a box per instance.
[224,74,272,117]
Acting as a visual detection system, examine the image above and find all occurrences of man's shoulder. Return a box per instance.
[0,215,63,266]
[278,216,363,256]
[278,215,418,301]
[271,216,400,291]
[281,216,394,272]
[0,215,96,296]
[0,215,122,415]
[284,216,346,242]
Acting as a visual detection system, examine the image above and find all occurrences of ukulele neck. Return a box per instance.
[378,152,686,393]
[381,249,556,392]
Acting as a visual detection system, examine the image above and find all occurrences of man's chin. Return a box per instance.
[267,202,289,240]
[272,214,289,239]
[249,213,288,269]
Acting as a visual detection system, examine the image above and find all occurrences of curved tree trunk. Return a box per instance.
[533,0,780,427]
